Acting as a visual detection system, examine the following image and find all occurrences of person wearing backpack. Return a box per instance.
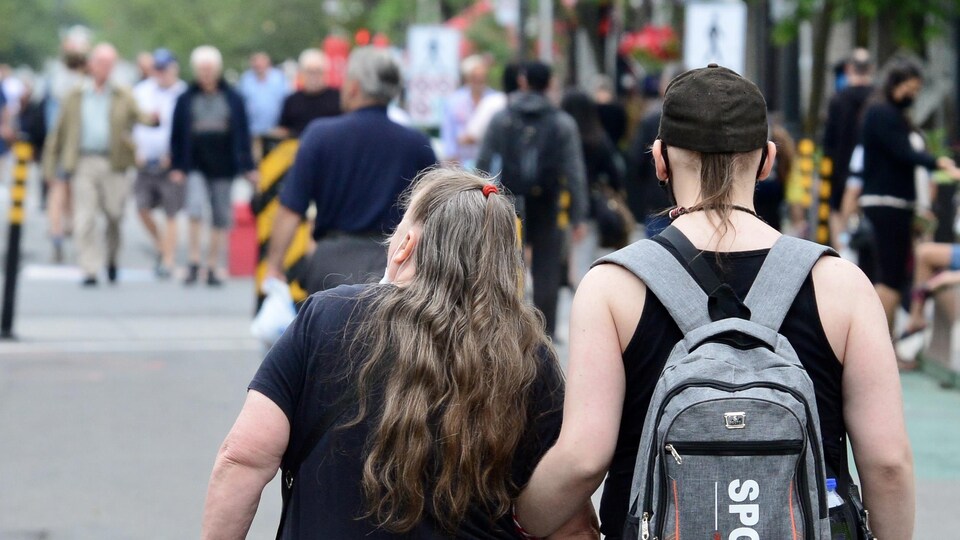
[512,65,914,540]
[476,61,588,336]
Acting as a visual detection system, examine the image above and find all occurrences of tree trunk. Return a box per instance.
[804,0,836,137]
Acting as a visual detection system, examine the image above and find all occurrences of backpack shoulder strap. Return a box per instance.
[593,238,712,333]
[744,236,838,332]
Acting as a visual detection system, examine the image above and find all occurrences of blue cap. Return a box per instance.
[153,48,177,70]
[826,477,837,491]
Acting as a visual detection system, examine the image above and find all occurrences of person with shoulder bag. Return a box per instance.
[514,65,914,540]
[202,169,598,539]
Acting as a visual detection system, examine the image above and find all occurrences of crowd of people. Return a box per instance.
[1,28,947,540]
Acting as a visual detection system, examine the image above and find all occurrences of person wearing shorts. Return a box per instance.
[132,48,186,278]
[170,46,256,286]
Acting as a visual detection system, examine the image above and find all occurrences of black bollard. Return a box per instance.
[1,141,33,339]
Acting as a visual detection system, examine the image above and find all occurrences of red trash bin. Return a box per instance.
[229,202,258,277]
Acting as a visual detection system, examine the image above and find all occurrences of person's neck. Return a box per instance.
[349,98,385,112]
[92,79,109,91]
[200,82,219,94]
[469,85,485,102]
[670,175,758,213]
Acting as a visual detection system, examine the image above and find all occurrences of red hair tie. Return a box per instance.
[482,184,499,198]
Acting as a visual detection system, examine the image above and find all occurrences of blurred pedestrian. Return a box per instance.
[561,89,625,281]
[823,48,874,245]
[136,51,155,82]
[859,60,960,331]
[264,47,436,293]
[42,43,156,286]
[14,77,47,163]
[440,54,494,168]
[460,62,520,151]
[132,48,187,279]
[754,123,794,231]
[592,75,627,148]
[170,46,257,287]
[203,170,598,538]
[274,49,340,139]
[477,61,588,336]
[239,52,287,159]
[627,65,682,237]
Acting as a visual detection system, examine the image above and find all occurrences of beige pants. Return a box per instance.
[72,155,130,275]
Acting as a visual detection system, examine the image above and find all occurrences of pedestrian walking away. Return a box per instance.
[132,48,187,279]
[202,169,599,539]
[514,64,916,540]
[264,46,437,294]
[823,48,874,245]
[477,61,588,337]
[42,43,158,286]
[170,45,257,287]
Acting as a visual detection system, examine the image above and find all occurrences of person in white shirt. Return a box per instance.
[132,48,187,278]
[439,55,495,168]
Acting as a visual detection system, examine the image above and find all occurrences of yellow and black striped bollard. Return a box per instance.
[1,141,34,338]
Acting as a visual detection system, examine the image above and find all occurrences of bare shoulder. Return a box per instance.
[810,255,877,361]
[578,263,647,351]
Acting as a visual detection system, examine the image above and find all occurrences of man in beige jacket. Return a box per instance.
[43,43,156,286]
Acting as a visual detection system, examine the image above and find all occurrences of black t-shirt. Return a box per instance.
[598,247,847,538]
[249,284,564,539]
[278,89,341,137]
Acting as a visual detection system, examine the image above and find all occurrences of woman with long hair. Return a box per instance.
[201,169,596,538]
[858,60,960,333]
[514,66,915,540]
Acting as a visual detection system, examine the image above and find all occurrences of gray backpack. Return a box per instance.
[596,228,836,540]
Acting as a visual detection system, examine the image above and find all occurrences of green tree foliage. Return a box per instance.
[0,0,82,66]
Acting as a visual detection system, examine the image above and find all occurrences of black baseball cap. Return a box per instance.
[658,64,768,153]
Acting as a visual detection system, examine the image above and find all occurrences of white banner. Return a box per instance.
[683,2,747,76]
[406,25,461,127]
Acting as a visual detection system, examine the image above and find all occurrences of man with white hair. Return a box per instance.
[170,45,256,286]
[42,43,157,286]
[440,54,494,167]
[265,46,437,294]
[274,48,341,138]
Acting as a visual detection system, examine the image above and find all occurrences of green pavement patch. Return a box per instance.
[901,372,960,480]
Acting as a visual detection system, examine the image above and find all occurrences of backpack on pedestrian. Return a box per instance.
[498,108,562,197]
[596,226,836,540]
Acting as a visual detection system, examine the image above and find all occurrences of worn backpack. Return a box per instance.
[498,108,562,197]
[595,227,836,540]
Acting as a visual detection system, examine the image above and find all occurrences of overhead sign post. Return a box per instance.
[683,1,747,75]
[407,25,461,127]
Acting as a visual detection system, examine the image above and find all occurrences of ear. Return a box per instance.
[392,227,420,265]
[652,139,669,181]
[756,141,777,181]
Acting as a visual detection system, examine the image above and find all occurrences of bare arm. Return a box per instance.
[201,390,289,540]
[266,204,304,280]
[816,258,915,539]
[516,265,631,535]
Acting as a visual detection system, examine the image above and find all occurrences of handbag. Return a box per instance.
[591,184,635,249]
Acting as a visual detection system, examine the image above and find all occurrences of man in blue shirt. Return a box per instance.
[265,47,437,293]
[239,52,288,159]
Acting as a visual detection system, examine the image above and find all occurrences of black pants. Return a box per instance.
[522,194,563,336]
[302,233,386,294]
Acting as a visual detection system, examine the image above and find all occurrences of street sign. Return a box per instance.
[406,25,461,127]
[683,1,747,75]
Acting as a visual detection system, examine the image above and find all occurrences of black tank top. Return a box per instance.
[598,246,848,538]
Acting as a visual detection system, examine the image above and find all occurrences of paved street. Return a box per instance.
[0,171,958,538]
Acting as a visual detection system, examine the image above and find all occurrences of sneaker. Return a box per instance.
[184,264,200,285]
[156,266,172,280]
[81,275,98,287]
[107,264,118,283]
[207,268,223,287]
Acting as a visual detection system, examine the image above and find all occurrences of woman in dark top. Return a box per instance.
[515,67,914,540]
[859,61,960,331]
[201,169,596,539]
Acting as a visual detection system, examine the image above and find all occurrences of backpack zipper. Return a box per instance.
[667,439,804,457]
[641,380,824,540]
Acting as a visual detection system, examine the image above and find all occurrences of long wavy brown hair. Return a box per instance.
[347,168,555,533]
